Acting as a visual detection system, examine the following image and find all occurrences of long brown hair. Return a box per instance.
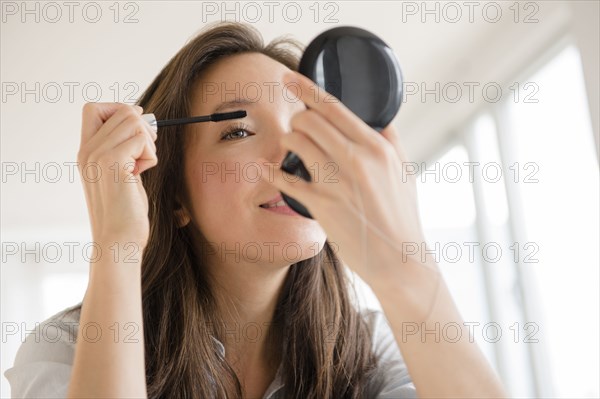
[86,22,380,398]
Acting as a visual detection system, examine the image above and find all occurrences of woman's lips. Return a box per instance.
[259,196,301,216]
[259,194,285,208]
[259,193,302,216]
[259,203,301,216]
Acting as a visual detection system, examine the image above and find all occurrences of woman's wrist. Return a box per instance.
[87,238,145,280]
[367,253,442,323]
[92,233,147,257]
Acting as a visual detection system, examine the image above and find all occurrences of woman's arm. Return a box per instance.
[68,102,157,398]
[372,256,506,398]
[68,242,147,398]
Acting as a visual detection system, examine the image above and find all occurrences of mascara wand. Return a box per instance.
[141,110,247,131]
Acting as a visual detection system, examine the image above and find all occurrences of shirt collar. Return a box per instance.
[210,335,285,398]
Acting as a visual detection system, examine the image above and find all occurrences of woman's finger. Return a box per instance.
[283,71,381,149]
[91,115,156,158]
[80,102,128,144]
[111,131,157,176]
[379,122,410,163]
[98,104,143,137]
[289,109,351,163]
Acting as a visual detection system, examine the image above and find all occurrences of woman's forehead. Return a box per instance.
[190,53,295,113]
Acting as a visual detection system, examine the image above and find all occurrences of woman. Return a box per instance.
[5,22,506,398]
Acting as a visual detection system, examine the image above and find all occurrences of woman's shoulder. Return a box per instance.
[4,302,82,398]
[342,265,384,314]
[343,267,398,352]
[344,267,418,398]
[7,302,81,369]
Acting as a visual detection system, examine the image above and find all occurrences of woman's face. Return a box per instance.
[183,52,327,268]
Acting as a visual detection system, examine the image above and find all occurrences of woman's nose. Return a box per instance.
[267,124,292,165]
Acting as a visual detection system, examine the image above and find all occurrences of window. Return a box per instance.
[503,44,599,398]
[416,44,599,398]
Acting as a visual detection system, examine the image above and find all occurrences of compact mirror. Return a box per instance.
[280,26,404,218]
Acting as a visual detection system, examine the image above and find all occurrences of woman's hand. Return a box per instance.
[77,103,158,248]
[261,71,439,314]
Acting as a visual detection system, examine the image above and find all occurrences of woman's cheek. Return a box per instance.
[190,158,254,220]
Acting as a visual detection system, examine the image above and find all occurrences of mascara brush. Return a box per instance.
[141,110,247,131]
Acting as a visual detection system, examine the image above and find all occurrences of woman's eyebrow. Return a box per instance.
[212,98,255,114]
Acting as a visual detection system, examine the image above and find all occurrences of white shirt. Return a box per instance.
[5,271,417,398]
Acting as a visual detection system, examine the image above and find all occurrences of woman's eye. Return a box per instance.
[221,129,250,141]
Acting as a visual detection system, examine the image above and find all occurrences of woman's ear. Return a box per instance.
[174,201,192,228]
